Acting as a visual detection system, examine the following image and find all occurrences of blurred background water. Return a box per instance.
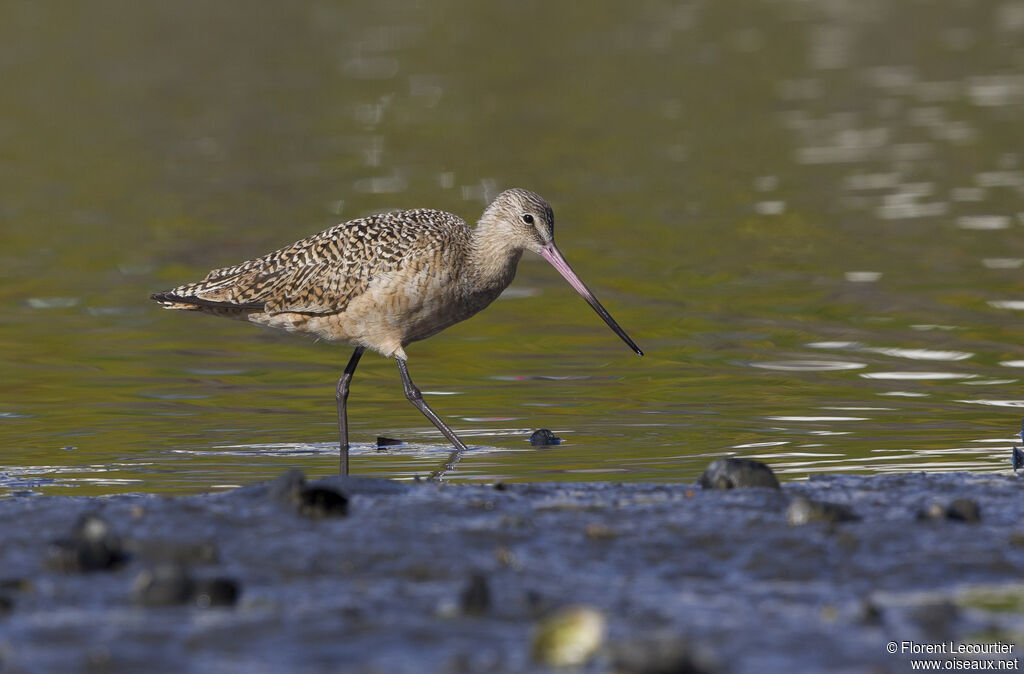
[1,0,1023,495]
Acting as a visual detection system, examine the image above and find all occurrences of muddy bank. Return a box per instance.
[2,470,1024,673]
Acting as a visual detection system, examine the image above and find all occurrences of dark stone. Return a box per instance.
[698,458,780,490]
[47,513,128,573]
[133,565,240,608]
[269,469,348,518]
[859,600,884,625]
[946,498,981,523]
[132,564,194,606]
[530,429,562,446]
[609,636,718,674]
[1012,445,1023,472]
[297,486,349,518]
[786,496,860,525]
[0,595,12,615]
[459,573,490,616]
[192,578,240,607]
[918,498,981,523]
[376,436,403,447]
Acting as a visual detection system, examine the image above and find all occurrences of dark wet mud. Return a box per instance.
[2,470,1024,673]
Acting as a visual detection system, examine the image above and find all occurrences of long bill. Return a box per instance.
[540,241,644,356]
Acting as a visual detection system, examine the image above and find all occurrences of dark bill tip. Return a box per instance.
[539,242,644,357]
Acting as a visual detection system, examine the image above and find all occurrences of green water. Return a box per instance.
[2,0,1023,496]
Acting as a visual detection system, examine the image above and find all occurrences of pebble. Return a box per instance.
[919,498,981,523]
[698,458,781,490]
[530,429,562,446]
[859,600,884,626]
[47,513,128,573]
[192,577,240,608]
[297,486,349,518]
[133,565,240,608]
[786,496,860,525]
[459,573,490,616]
[531,605,605,667]
[270,469,349,518]
[945,498,981,523]
[132,564,194,606]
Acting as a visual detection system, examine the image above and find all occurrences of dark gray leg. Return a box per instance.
[336,347,365,476]
[396,358,468,478]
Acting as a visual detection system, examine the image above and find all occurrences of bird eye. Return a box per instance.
[521,214,534,225]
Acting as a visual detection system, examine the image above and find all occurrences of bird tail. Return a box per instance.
[150,290,204,311]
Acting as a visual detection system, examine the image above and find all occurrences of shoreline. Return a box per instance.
[2,468,1024,672]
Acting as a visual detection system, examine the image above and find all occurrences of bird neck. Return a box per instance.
[466,220,523,293]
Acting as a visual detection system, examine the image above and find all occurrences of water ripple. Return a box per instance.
[747,360,866,371]
[767,416,869,422]
[861,371,974,380]
[988,300,1024,310]
[862,347,973,361]
[956,399,1024,408]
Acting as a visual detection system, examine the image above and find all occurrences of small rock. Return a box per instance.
[495,546,521,570]
[530,429,562,446]
[133,565,240,608]
[1012,445,1023,472]
[192,577,240,607]
[609,636,718,674]
[919,503,946,520]
[859,599,884,625]
[787,496,860,525]
[946,498,981,523]
[376,436,403,448]
[918,498,981,523]
[270,469,349,518]
[698,458,780,490]
[459,573,490,616]
[47,513,128,573]
[132,564,194,606]
[532,605,605,667]
[297,486,349,518]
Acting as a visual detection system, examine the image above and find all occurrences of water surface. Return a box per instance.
[1,0,1023,495]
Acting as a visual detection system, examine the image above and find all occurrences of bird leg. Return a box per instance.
[336,346,365,476]
[396,358,468,478]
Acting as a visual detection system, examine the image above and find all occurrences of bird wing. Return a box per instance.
[157,209,468,315]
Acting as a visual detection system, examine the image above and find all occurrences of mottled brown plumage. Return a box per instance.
[152,188,641,477]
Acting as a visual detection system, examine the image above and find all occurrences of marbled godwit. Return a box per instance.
[151,188,642,476]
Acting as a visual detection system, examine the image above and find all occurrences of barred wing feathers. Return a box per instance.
[151,209,469,315]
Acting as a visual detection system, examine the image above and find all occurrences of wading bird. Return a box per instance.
[151,188,642,476]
